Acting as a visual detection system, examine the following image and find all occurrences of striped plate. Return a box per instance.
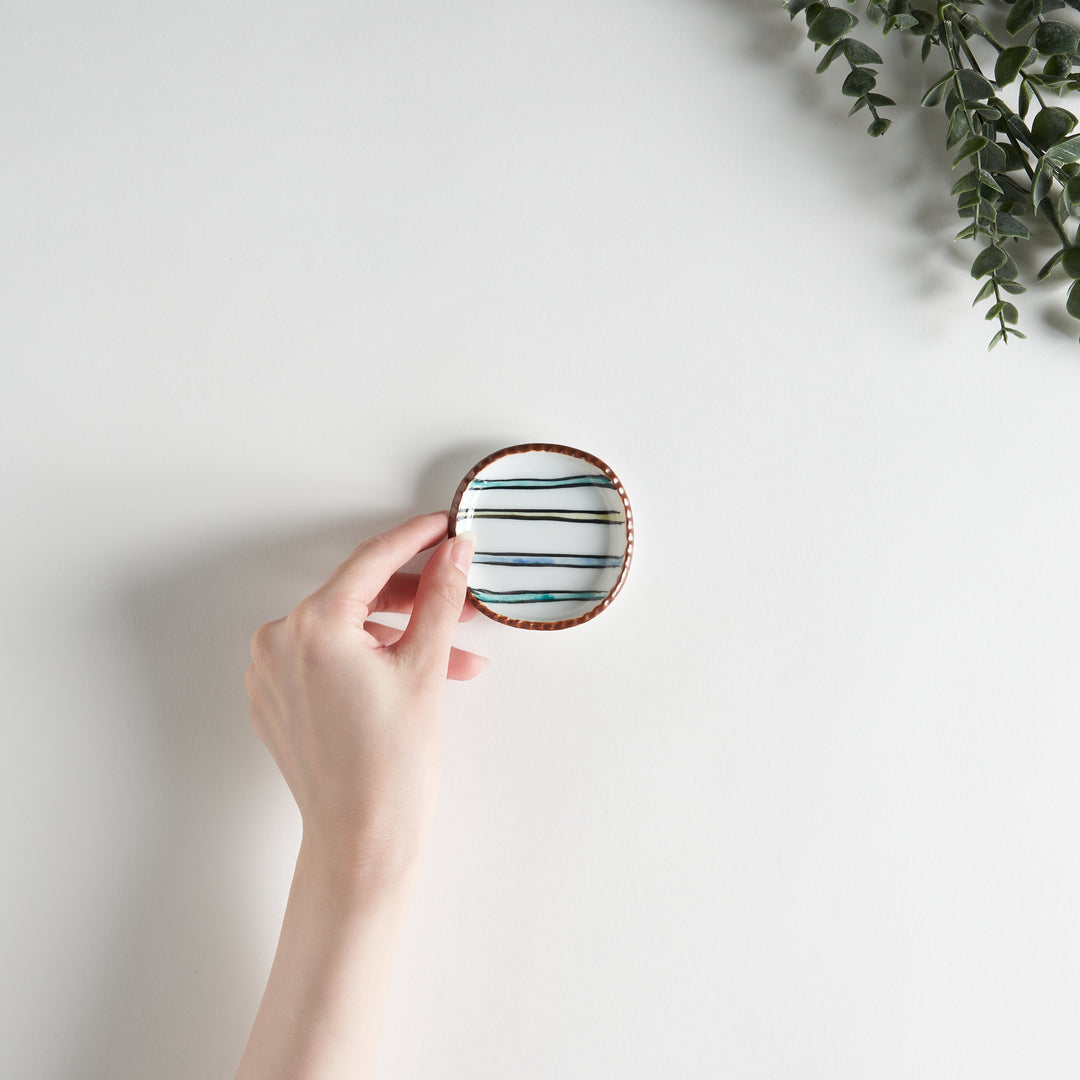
[450,444,634,630]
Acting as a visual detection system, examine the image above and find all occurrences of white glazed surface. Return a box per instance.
[454,449,630,626]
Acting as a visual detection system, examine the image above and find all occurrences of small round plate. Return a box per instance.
[449,443,633,630]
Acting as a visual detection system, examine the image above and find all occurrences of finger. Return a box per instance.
[364,620,490,680]
[392,531,476,677]
[369,571,478,622]
[311,512,451,612]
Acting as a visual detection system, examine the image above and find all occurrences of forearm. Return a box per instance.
[235,840,420,1080]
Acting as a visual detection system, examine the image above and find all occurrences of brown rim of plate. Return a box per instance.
[448,442,634,631]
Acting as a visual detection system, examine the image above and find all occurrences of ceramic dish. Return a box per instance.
[449,443,633,630]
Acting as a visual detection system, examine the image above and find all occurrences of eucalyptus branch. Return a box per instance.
[784,0,1080,347]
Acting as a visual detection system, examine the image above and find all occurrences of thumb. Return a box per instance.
[395,531,476,676]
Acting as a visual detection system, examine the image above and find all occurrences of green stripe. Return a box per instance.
[471,589,608,605]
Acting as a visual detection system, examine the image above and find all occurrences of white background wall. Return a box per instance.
[5,2,1080,1077]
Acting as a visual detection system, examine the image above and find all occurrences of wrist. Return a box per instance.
[296,829,426,910]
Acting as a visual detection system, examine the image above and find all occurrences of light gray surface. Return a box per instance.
[4,2,1080,1077]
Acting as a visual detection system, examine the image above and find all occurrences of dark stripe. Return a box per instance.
[471,589,608,604]
[468,475,614,490]
[467,509,624,524]
[472,552,623,568]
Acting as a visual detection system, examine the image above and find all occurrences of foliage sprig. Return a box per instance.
[783,0,1080,347]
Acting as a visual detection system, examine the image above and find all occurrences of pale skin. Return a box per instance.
[236,512,487,1080]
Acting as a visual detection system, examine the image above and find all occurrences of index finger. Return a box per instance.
[311,512,450,612]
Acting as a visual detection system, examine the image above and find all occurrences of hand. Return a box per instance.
[244,512,486,884]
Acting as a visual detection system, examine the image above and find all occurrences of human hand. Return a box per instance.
[244,512,487,886]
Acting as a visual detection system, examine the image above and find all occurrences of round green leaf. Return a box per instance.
[1045,54,1073,81]
[867,117,892,137]
[1066,175,1080,205]
[983,142,1008,172]
[1006,0,1036,36]
[971,245,1009,279]
[1032,106,1078,150]
[841,38,884,65]
[995,45,1036,87]
[1062,247,1080,278]
[1034,21,1080,57]
[911,9,935,35]
[807,7,857,46]
[842,67,877,96]
[1067,279,1080,320]
[956,69,995,100]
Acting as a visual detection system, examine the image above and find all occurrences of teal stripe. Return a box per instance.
[471,589,608,605]
[468,475,613,490]
[472,553,622,568]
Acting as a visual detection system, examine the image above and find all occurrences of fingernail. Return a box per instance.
[478,656,492,674]
[450,531,476,574]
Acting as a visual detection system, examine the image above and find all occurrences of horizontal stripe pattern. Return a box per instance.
[468,475,614,490]
[472,552,623,568]
[457,452,629,625]
[470,589,609,605]
[467,508,624,524]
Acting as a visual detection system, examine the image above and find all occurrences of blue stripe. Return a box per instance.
[472,553,623,568]
[471,589,608,605]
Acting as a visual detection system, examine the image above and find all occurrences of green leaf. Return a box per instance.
[848,97,868,116]
[920,72,952,108]
[807,7,857,46]
[982,142,1008,172]
[952,135,988,166]
[816,42,844,73]
[884,12,919,33]
[921,34,933,62]
[957,190,981,210]
[946,107,971,149]
[996,212,1031,238]
[1034,21,1080,56]
[995,46,1037,87]
[1037,250,1064,280]
[992,302,1020,324]
[866,93,896,107]
[1019,78,1033,119]
[784,0,816,17]
[951,170,979,195]
[842,67,877,96]
[988,327,1006,350]
[957,69,995,100]
[1062,247,1080,277]
[971,245,1009,278]
[842,38,884,65]
[973,279,997,304]
[1067,278,1080,319]
[1066,175,1080,204]
[1044,54,1073,81]
[998,280,1027,295]
[1047,135,1080,166]
[1006,0,1037,35]
[959,12,994,41]
[911,10,935,35]
[1033,162,1053,207]
[956,223,978,241]
[867,116,892,137]
[1032,107,1078,151]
